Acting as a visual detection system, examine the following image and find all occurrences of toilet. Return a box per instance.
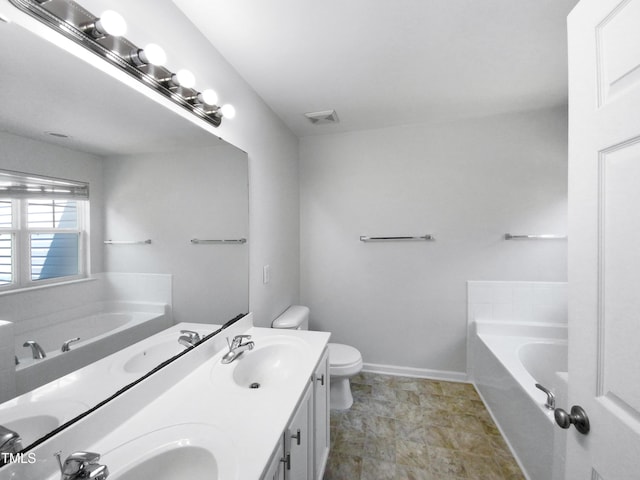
[272,305,363,410]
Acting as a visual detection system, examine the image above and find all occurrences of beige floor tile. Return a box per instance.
[325,373,525,480]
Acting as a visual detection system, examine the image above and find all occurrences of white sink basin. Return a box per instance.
[0,400,89,447]
[104,424,237,480]
[121,339,187,374]
[231,337,308,389]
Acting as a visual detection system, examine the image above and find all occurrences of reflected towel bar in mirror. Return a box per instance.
[190,238,247,244]
[104,239,152,245]
[360,235,434,242]
[504,234,567,240]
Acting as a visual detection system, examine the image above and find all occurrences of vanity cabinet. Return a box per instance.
[262,347,330,480]
[287,382,313,479]
[312,348,330,480]
[263,441,285,480]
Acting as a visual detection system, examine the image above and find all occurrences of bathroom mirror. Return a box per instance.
[0,12,248,451]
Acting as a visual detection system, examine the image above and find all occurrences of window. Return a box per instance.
[0,170,89,290]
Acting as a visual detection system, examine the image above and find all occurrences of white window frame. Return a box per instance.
[0,198,88,291]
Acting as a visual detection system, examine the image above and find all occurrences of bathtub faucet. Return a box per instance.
[61,337,81,352]
[0,425,23,456]
[23,340,46,360]
[178,330,201,348]
[535,383,556,410]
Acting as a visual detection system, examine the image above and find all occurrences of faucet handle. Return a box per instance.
[231,334,251,348]
[180,330,200,341]
[61,451,106,479]
[535,383,556,410]
[61,337,81,353]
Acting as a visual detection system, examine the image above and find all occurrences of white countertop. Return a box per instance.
[87,325,330,479]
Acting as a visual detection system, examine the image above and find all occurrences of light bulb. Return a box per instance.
[95,10,127,37]
[141,43,166,66]
[220,104,236,119]
[174,69,196,89]
[199,89,218,106]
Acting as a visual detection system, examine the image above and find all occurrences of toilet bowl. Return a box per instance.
[272,305,363,410]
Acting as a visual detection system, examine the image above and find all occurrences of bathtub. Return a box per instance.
[471,320,568,480]
[13,301,171,395]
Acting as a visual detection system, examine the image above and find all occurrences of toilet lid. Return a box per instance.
[328,343,362,367]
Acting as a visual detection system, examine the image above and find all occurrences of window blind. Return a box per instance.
[0,169,89,200]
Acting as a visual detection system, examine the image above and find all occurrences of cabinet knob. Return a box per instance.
[291,428,301,445]
[316,373,325,386]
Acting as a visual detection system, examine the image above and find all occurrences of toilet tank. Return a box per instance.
[272,305,309,330]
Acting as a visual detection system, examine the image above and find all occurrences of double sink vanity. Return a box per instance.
[1,314,331,480]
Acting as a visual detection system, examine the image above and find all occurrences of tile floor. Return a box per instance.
[324,372,526,480]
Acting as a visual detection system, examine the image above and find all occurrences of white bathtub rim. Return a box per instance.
[477,332,567,421]
[15,310,166,369]
[13,300,169,337]
[475,319,567,339]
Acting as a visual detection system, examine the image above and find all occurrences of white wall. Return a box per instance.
[300,107,568,377]
[102,144,248,324]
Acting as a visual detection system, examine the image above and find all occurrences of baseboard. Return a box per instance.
[362,362,468,383]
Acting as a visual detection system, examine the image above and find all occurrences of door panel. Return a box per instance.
[568,0,640,477]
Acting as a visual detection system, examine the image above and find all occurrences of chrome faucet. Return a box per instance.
[23,340,46,359]
[0,425,23,456]
[61,337,81,352]
[535,383,556,410]
[221,335,254,364]
[56,451,109,480]
[178,330,201,348]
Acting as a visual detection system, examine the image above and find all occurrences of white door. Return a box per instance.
[567,0,640,478]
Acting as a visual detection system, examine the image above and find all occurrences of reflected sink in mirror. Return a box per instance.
[0,400,89,447]
[121,340,190,374]
[111,327,218,375]
[102,424,237,480]
[230,336,310,389]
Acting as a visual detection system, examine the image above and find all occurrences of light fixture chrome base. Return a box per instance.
[8,0,223,128]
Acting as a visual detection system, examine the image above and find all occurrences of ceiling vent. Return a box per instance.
[304,109,339,125]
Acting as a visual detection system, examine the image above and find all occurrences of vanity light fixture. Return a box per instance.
[9,0,236,127]
[129,43,167,67]
[172,69,196,89]
[220,104,236,119]
[198,89,219,106]
[80,10,127,39]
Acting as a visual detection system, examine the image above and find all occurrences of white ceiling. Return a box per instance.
[174,0,580,137]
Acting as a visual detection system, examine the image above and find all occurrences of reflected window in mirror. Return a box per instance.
[0,170,89,290]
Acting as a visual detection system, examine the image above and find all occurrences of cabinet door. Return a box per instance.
[312,348,330,480]
[287,382,313,480]
[262,440,285,480]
